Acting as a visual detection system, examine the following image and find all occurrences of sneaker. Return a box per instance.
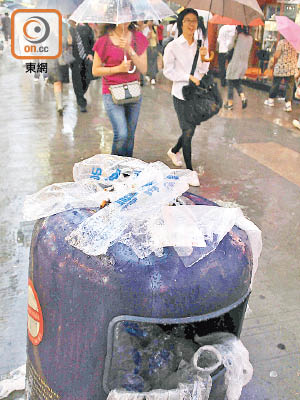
[284,102,292,112]
[264,98,274,107]
[79,105,87,113]
[151,79,156,85]
[242,98,248,109]
[188,171,200,187]
[292,119,300,130]
[167,148,183,167]
[224,102,233,110]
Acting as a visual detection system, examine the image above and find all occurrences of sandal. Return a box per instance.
[224,103,233,110]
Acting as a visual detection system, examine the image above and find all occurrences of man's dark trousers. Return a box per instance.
[218,52,227,87]
[70,60,91,108]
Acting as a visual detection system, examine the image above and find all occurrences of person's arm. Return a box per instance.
[269,42,282,68]
[92,52,131,77]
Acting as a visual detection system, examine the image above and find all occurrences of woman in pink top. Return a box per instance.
[92,22,148,157]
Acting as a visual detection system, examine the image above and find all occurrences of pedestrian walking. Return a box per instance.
[264,37,298,112]
[224,25,253,110]
[92,21,148,157]
[135,20,148,86]
[47,21,73,116]
[69,20,95,113]
[145,20,159,85]
[157,20,164,46]
[163,8,209,186]
[1,13,10,42]
[217,24,236,87]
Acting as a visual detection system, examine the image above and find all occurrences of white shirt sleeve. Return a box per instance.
[163,44,190,83]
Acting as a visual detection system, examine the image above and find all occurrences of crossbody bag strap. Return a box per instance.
[190,40,202,76]
[133,31,137,53]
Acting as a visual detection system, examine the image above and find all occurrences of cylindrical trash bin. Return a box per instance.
[26,193,252,400]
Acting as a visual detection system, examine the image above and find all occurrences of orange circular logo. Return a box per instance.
[28,279,44,346]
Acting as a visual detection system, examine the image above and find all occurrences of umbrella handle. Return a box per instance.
[201,51,215,63]
[124,55,136,74]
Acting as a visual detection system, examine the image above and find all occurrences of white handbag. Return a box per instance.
[109,81,141,105]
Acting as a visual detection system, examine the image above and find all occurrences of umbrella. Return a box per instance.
[209,14,264,26]
[275,15,300,52]
[164,15,177,22]
[69,0,175,24]
[36,0,79,15]
[176,0,264,26]
[0,6,10,13]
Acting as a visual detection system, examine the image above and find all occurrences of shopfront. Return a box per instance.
[208,1,300,83]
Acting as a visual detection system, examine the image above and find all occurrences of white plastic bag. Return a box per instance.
[194,333,253,400]
[0,365,25,399]
[73,154,147,183]
[23,179,109,221]
[66,162,189,257]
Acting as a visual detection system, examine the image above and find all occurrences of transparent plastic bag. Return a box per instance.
[73,154,147,183]
[66,162,189,257]
[0,365,25,399]
[194,332,253,400]
[23,179,109,221]
[106,322,221,400]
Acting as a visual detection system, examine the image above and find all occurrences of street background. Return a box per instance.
[0,39,300,399]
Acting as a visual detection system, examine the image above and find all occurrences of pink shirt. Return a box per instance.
[93,31,148,94]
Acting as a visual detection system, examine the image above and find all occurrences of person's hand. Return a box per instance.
[118,59,131,73]
[117,37,129,49]
[268,57,274,69]
[199,46,208,58]
[190,75,200,86]
[87,54,93,61]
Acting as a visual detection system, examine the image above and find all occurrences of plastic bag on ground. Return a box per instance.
[194,332,253,400]
[0,365,25,399]
[23,179,109,221]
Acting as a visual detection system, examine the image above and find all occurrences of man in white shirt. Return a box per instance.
[217,25,236,86]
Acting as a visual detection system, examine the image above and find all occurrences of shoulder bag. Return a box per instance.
[182,41,223,125]
[109,33,141,105]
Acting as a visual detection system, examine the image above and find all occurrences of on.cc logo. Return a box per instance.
[23,16,50,44]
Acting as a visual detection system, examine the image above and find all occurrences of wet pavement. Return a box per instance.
[0,40,300,400]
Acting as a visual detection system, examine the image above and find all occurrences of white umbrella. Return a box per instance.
[0,6,10,14]
[36,0,79,15]
[69,0,175,24]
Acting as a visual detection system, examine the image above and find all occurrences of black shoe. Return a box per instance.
[242,98,248,109]
[79,105,87,113]
[57,108,63,116]
[224,102,233,110]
